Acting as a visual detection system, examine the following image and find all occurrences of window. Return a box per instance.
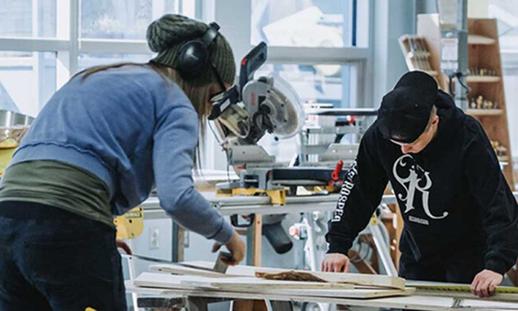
[255,63,361,108]
[80,0,195,40]
[0,51,56,116]
[251,0,367,48]
[0,0,197,117]
[247,0,371,110]
[0,0,57,38]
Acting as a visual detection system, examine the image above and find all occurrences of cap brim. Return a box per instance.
[378,112,428,144]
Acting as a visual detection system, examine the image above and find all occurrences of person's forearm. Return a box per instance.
[164,187,233,244]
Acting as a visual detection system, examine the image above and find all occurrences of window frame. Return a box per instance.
[0,0,200,88]
[0,0,374,170]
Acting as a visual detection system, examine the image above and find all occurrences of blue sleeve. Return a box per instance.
[152,102,233,244]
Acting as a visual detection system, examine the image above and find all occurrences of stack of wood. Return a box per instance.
[132,261,413,300]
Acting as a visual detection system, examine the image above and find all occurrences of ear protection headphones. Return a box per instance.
[176,22,220,80]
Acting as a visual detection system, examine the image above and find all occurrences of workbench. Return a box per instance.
[133,192,518,310]
[126,281,518,311]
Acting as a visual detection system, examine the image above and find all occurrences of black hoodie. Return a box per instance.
[326,91,518,275]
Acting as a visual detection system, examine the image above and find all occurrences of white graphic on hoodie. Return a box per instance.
[392,154,448,220]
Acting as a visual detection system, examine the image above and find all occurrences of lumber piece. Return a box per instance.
[134,272,412,299]
[152,261,405,290]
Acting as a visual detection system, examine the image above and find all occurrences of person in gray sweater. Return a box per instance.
[0,14,244,310]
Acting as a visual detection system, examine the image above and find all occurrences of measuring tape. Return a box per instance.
[411,282,518,294]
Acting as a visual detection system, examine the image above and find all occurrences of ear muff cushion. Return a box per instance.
[177,40,209,79]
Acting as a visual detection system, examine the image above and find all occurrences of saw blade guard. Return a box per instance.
[243,75,305,139]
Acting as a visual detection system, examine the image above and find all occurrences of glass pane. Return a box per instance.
[489,0,518,52]
[0,52,56,117]
[80,0,196,39]
[251,0,366,47]
[0,0,57,37]
[78,53,152,71]
[255,63,358,108]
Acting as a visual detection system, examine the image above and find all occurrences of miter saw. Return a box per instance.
[209,42,352,206]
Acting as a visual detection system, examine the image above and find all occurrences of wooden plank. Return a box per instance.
[128,282,518,311]
[252,214,262,266]
[150,263,233,278]
[466,109,503,116]
[152,261,406,290]
[468,34,496,45]
[465,75,501,83]
[134,272,198,290]
[134,272,412,300]
[182,276,356,290]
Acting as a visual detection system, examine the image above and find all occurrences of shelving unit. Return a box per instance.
[399,14,514,188]
[466,18,514,187]
[398,35,443,87]
[466,109,503,116]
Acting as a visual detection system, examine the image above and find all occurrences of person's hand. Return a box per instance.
[116,239,132,255]
[471,269,503,298]
[321,253,350,272]
[212,230,245,265]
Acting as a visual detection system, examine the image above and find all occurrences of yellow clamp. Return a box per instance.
[217,187,287,205]
[114,206,144,240]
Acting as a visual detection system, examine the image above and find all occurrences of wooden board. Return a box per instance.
[468,34,496,45]
[151,261,406,290]
[134,272,413,300]
[128,282,518,311]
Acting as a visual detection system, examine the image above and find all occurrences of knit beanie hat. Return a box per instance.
[146,14,236,86]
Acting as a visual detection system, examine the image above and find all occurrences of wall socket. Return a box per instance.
[150,227,160,250]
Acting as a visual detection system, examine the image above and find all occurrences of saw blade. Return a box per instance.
[257,76,304,138]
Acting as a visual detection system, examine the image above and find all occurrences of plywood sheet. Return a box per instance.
[134,272,412,300]
[155,261,406,290]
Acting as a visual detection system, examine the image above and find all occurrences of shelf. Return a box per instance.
[468,34,496,45]
[466,109,503,116]
[498,156,510,163]
[414,69,438,76]
[405,68,438,76]
[465,76,501,83]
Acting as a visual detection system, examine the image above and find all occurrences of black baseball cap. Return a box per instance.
[377,71,438,144]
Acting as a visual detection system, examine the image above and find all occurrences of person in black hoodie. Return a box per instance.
[322,71,518,298]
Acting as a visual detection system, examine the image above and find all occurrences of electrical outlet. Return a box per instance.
[150,227,160,250]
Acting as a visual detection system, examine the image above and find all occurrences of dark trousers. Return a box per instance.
[0,201,126,311]
[399,248,485,283]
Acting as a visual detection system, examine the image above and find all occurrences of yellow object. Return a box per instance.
[0,147,16,175]
[0,138,18,148]
[114,206,144,240]
[217,187,287,205]
[413,282,518,294]
[369,214,379,225]
[85,308,96,311]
